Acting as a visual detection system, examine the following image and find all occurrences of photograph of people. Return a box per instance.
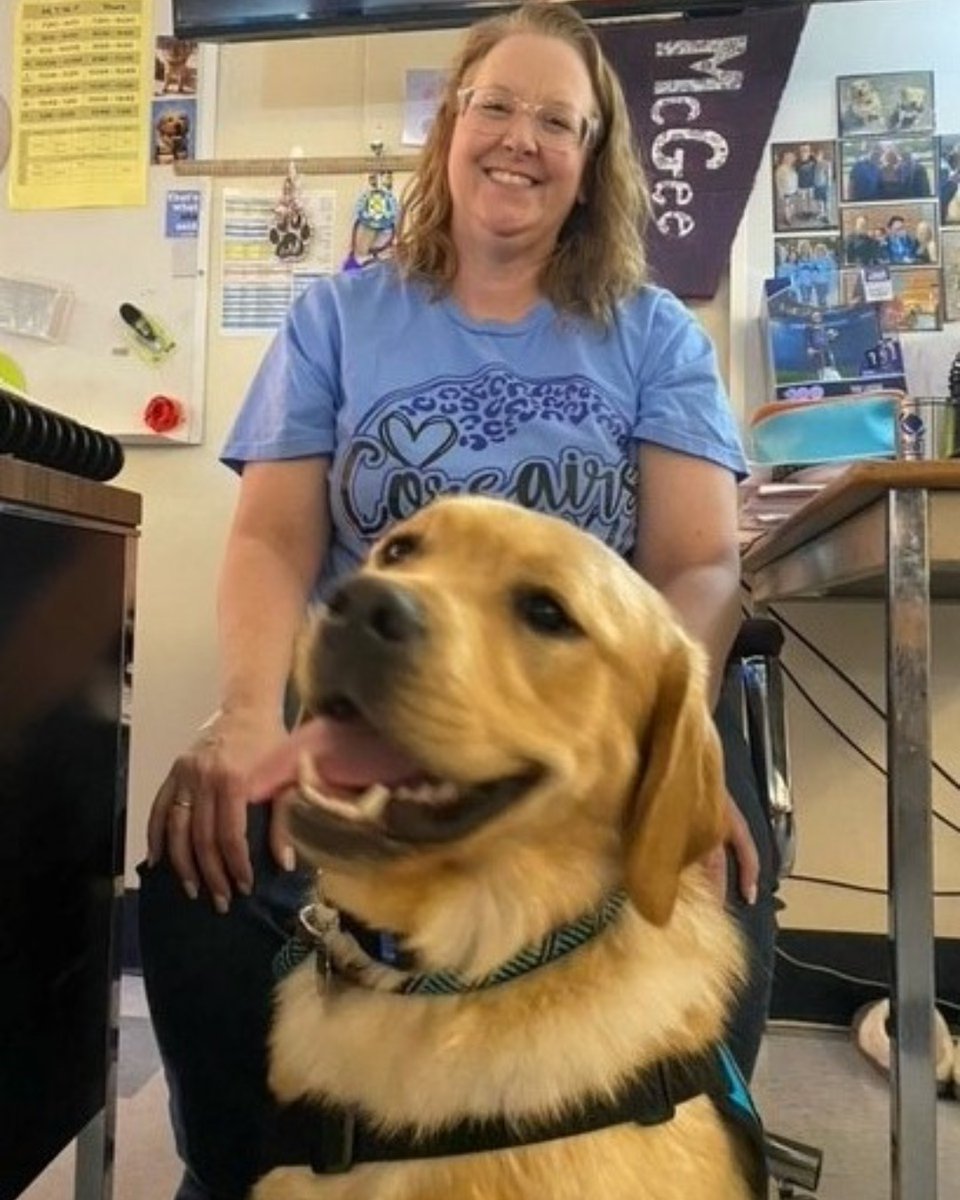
[942,229,960,320]
[837,71,934,137]
[841,266,942,331]
[940,135,960,225]
[841,135,935,202]
[774,236,841,306]
[841,200,938,267]
[770,139,837,231]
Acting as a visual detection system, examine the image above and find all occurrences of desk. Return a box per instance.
[742,460,960,1200]
[0,460,140,1200]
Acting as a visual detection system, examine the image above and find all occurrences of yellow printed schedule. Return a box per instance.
[10,0,151,209]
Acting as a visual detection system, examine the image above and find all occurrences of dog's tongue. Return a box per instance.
[246,717,423,802]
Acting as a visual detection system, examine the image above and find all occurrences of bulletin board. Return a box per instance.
[0,3,215,445]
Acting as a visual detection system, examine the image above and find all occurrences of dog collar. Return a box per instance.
[274,889,629,995]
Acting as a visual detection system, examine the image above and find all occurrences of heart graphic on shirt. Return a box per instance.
[380,413,458,469]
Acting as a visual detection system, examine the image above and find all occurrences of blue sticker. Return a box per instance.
[166,189,201,238]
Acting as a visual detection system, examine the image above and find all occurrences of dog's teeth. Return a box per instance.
[298,750,320,790]
[318,793,365,821]
[356,783,390,819]
[393,781,459,805]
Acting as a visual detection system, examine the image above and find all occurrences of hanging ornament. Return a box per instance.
[268,159,312,262]
[342,139,399,273]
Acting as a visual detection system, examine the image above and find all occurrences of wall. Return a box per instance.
[1,1,957,941]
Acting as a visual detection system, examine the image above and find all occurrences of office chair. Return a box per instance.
[724,617,823,1199]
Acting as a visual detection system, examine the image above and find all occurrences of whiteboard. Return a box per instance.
[0,4,215,445]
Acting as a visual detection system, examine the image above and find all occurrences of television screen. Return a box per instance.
[173,0,771,43]
[174,0,522,41]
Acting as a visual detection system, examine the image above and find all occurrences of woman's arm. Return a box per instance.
[633,443,756,903]
[147,457,331,908]
[633,443,741,707]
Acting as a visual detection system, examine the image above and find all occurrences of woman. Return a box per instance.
[140,5,775,1198]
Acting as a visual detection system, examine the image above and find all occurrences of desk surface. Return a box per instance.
[742,461,960,600]
[0,458,141,529]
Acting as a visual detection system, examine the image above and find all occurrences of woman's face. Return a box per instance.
[446,32,596,263]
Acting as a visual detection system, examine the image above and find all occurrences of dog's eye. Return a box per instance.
[380,534,420,566]
[514,588,582,638]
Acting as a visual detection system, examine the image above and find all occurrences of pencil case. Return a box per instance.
[748,391,903,467]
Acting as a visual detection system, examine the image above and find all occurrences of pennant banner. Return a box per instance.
[598,5,808,299]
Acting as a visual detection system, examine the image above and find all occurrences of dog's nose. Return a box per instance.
[326,576,426,646]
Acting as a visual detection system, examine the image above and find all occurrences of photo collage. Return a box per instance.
[772,71,960,332]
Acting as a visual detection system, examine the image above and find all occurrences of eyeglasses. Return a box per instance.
[456,86,600,151]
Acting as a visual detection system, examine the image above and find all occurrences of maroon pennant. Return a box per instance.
[598,5,808,300]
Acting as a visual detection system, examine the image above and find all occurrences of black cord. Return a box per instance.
[737,594,960,836]
[781,660,960,837]
[768,601,960,797]
[774,945,960,1018]
[787,872,960,899]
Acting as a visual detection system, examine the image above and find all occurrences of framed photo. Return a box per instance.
[942,230,960,321]
[773,235,843,307]
[840,266,942,332]
[837,72,935,138]
[840,135,936,203]
[763,280,906,398]
[939,135,960,225]
[840,201,939,268]
[770,140,838,232]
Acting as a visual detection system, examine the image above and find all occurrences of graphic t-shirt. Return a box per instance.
[222,265,745,596]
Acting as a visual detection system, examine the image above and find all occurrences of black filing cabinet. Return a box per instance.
[0,461,140,1200]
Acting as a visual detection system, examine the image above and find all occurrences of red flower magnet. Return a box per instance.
[144,394,184,434]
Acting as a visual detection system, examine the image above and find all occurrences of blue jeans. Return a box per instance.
[139,699,777,1200]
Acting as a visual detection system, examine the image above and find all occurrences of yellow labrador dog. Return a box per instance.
[249,496,765,1200]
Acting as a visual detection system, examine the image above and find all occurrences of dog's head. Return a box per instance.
[898,86,926,111]
[253,497,728,930]
[157,112,189,140]
[848,78,882,116]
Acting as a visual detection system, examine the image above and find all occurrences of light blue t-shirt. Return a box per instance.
[221,264,746,595]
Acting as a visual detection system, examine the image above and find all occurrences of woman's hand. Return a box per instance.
[146,708,291,911]
[704,793,760,907]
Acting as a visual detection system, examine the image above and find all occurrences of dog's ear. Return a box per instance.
[623,637,729,926]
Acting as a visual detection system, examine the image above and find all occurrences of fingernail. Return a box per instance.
[237,879,253,896]
[746,884,758,906]
[282,846,297,872]
[213,893,230,915]
[146,853,157,867]
[183,880,199,901]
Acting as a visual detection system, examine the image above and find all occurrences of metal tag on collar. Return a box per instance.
[298,903,339,994]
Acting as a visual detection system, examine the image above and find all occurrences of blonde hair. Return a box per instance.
[393,1,650,326]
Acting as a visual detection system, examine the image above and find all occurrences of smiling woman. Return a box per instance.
[138,6,775,1199]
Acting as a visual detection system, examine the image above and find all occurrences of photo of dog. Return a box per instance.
[151,100,195,166]
[154,36,198,96]
[837,71,935,138]
[246,497,766,1200]
[838,77,884,134]
[887,85,929,132]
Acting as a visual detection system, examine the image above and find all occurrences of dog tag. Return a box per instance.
[315,941,335,995]
[298,903,340,995]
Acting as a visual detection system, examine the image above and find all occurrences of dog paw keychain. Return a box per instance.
[269,160,312,262]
